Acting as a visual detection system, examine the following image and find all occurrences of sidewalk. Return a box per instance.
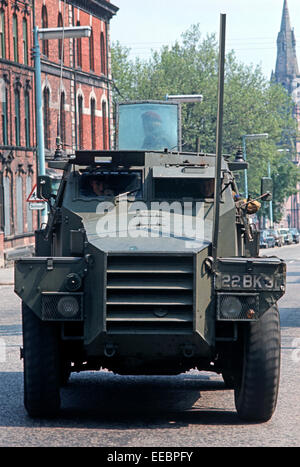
[0,266,14,285]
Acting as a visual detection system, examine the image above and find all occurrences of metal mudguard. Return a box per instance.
[214,256,286,321]
[14,257,86,319]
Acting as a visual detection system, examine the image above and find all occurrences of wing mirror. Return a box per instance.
[37,175,52,200]
[261,177,273,201]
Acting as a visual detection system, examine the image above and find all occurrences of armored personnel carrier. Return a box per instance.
[15,14,286,422]
[15,98,286,421]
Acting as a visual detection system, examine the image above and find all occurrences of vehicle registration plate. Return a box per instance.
[220,273,282,290]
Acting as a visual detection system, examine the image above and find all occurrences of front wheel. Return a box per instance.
[234,305,281,422]
[22,302,61,417]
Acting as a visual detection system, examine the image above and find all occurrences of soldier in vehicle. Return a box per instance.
[202,179,215,198]
[88,175,114,197]
[141,111,171,150]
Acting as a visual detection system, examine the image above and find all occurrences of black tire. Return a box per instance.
[22,302,61,417]
[234,305,281,422]
[222,371,236,389]
[59,358,72,386]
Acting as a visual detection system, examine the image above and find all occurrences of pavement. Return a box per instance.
[0,266,14,286]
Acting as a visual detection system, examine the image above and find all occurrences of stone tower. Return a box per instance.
[273,0,300,228]
[274,0,300,96]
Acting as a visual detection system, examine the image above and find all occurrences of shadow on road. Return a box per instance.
[279,308,300,327]
[0,370,242,429]
[0,325,22,337]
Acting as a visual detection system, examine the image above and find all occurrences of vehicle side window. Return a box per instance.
[79,171,142,198]
[154,178,214,199]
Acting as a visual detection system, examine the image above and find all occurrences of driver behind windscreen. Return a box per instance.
[89,175,114,197]
[202,179,214,198]
[141,111,171,150]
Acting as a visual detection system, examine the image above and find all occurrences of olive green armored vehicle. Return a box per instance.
[15,98,286,421]
[15,16,286,420]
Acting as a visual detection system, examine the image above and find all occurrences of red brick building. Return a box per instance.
[0,0,118,266]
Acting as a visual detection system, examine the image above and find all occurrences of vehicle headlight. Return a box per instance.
[219,295,242,319]
[57,296,79,318]
[217,293,259,321]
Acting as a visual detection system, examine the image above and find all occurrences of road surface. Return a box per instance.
[0,244,299,447]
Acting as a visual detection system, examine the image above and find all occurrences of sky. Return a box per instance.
[110,0,300,80]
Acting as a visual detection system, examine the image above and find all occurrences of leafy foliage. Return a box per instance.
[111,24,300,222]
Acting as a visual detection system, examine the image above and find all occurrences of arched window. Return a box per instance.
[77,95,83,149]
[0,9,5,59]
[14,88,20,146]
[3,173,12,236]
[102,101,107,150]
[24,90,30,147]
[16,174,23,234]
[91,98,96,149]
[59,91,66,147]
[42,6,48,57]
[43,87,50,149]
[1,86,8,145]
[13,14,18,62]
[100,32,106,75]
[89,28,94,71]
[76,20,82,68]
[23,17,28,65]
[26,174,33,233]
[58,12,63,61]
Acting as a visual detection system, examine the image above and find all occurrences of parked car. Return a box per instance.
[260,230,276,248]
[266,229,284,247]
[279,228,293,245]
[289,228,300,244]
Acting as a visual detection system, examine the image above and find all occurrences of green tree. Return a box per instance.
[111,24,300,221]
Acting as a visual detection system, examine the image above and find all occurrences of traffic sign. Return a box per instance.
[29,202,46,210]
[26,184,45,203]
[27,184,46,210]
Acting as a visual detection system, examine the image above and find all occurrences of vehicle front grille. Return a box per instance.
[106,255,194,333]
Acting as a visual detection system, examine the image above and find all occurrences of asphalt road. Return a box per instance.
[0,244,299,447]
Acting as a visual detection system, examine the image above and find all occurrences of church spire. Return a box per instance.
[280,0,292,32]
[274,0,299,93]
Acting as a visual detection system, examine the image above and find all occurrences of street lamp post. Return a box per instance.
[32,25,91,224]
[268,161,273,227]
[242,133,269,199]
[33,26,45,180]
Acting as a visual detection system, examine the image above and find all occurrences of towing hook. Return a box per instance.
[204,256,214,273]
[84,254,94,265]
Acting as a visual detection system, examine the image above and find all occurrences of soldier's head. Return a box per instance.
[142,111,162,135]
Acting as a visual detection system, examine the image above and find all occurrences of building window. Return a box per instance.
[91,98,96,149]
[16,174,23,234]
[15,88,21,146]
[13,14,18,62]
[76,21,82,68]
[23,17,28,65]
[1,87,8,145]
[58,12,63,62]
[25,90,30,147]
[100,32,106,75]
[77,95,83,149]
[3,173,11,237]
[26,174,33,232]
[102,101,107,149]
[43,87,50,149]
[0,9,5,59]
[42,6,49,57]
[89,28,94,71]
[59,91,66,147]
